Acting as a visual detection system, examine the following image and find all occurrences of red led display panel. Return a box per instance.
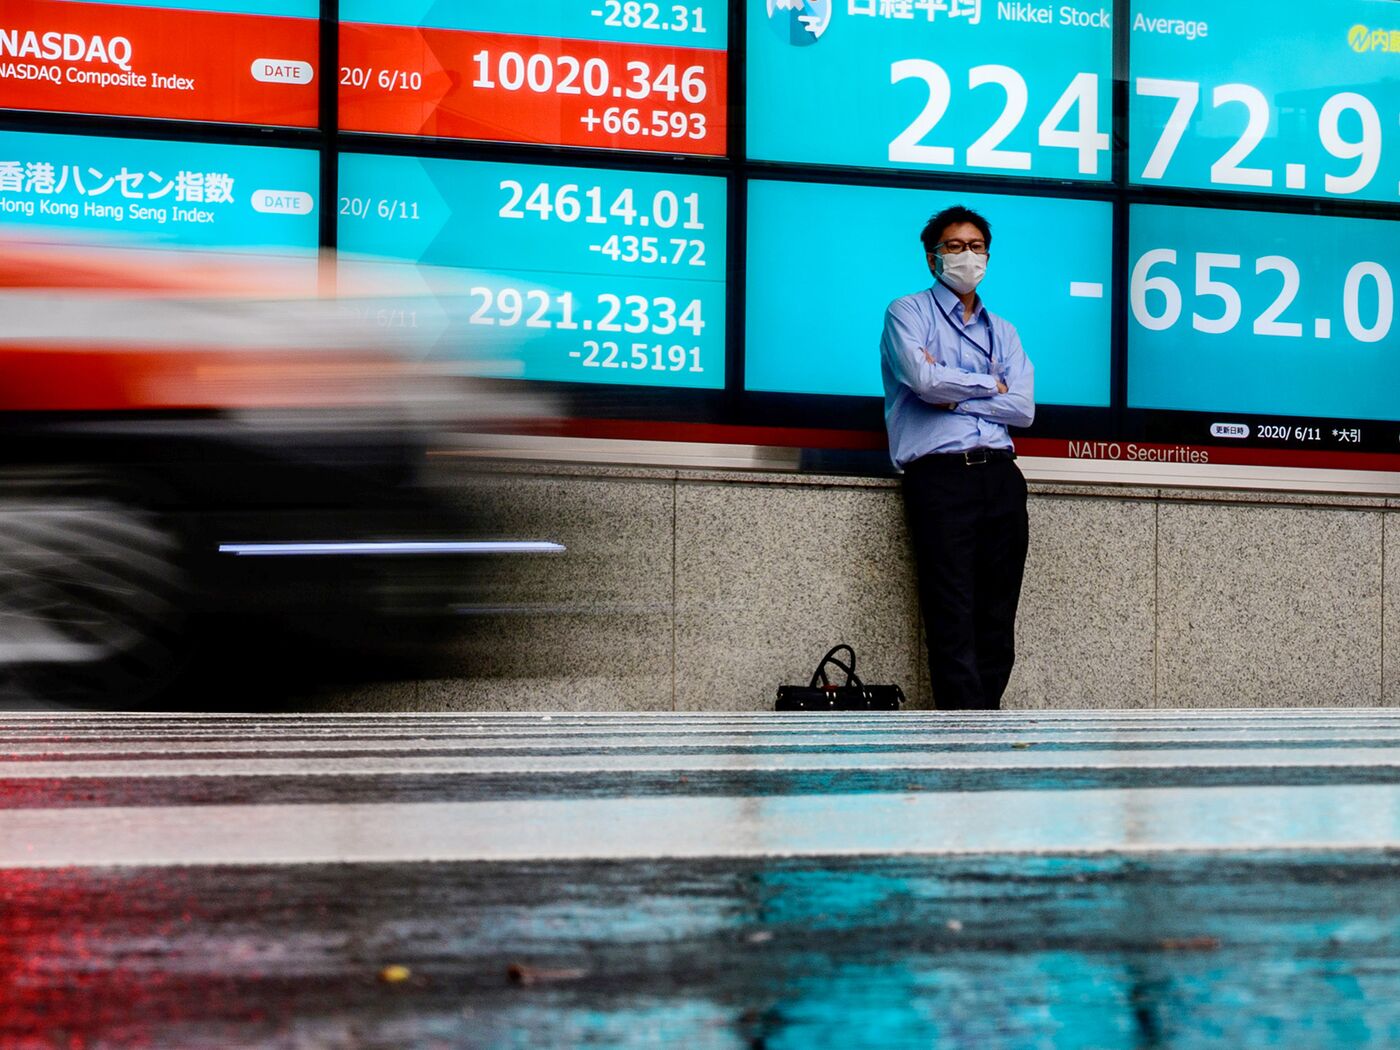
[0,0,319,127]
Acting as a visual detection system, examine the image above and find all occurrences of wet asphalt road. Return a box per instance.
[5,710,1400,1048]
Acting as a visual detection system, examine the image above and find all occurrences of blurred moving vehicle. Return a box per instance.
[0,236,552,706]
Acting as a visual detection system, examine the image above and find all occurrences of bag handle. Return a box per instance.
[809,644,865,690]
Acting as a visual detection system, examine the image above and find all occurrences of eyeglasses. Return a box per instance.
[933,240,988,255]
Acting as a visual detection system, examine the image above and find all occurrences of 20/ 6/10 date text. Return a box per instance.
[340,67,422,92]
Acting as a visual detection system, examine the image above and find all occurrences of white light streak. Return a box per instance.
[217,540,566,556]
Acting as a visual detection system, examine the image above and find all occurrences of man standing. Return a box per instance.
[879,205,1035,710]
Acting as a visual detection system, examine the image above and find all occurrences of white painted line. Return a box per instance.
[7,714,1399,731]
[6,708,1399,723]
[7,713,1400,744]
[11,730,1400,756]
[5,784,1400,868]
[8,746,1400,779]
[7,729,1398,750]
[1069,281,1105,298]
[8,729,1400,747]
[0,730,1305,745]
[7,711,1397,723]
[19,728,1400,744]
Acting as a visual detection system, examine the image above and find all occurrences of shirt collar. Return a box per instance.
[931,279,987,323]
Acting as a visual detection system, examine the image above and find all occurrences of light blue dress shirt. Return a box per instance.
[879,280,1036,468]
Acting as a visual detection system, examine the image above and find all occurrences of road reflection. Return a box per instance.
[5,851,1399,1047]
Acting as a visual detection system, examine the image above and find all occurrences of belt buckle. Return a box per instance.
[963,449,989,466]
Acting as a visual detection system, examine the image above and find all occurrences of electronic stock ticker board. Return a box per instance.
[338,0,728,155]
[3,0,1400,483]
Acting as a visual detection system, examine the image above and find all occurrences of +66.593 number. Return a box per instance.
[1131,250,1394,344]
[891,63,1108,174]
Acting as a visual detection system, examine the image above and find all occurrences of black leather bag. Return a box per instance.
[775,645,905,711]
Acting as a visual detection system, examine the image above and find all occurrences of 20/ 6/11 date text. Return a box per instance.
[339,197,420,221]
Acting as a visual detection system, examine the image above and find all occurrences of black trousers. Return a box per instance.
[903,455,1029,710]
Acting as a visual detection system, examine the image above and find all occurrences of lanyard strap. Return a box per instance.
[931,290,996,363]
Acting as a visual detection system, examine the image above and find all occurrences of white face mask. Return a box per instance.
[935,251,987,295]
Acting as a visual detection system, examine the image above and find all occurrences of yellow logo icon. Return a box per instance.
[1349,24,1398,53]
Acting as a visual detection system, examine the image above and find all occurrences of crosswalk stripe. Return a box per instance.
[4,783,1400,868]
[10,730,1400,755]
[5,709,1399,725]
[7,714,1400,734]
[8,712,1400,870]
[7,745,1400,779]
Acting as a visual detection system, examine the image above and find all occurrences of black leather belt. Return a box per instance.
[909,448,1017,468]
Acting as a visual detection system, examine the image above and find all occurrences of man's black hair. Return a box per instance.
[920,205,992,254]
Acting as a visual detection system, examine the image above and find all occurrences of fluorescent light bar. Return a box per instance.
[218,540,566,556]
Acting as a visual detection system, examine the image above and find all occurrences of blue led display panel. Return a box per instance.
[12,0,1393,482]
[0,129,319,253]
[745,179,1112,406]
[337,154,726,388]
[747,0,1113,180]
[1130,0,1400,203]
[1129,204,1399,421]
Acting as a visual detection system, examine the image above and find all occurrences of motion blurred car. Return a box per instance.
[0,235,553,705]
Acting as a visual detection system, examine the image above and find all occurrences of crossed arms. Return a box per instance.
[880,299,1035,429]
